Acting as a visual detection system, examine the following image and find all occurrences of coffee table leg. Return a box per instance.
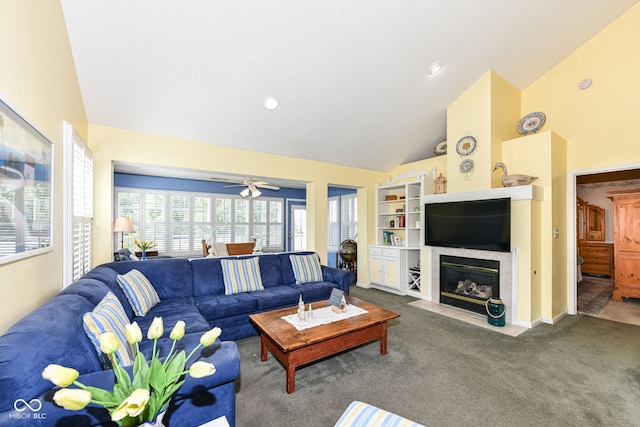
[260,334,268,362]
[286,363,295,394]
[380,322,388,355]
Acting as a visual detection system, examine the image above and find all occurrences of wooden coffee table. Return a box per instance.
[248,296,400,393]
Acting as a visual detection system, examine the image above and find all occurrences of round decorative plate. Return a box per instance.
[456,136,476,156]
[434,141,447,156]
[517,112,546,135]
[459,158,474,174]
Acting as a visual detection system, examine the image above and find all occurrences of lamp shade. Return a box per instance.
[113,217,134,233]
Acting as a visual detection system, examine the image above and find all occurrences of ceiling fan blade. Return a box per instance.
[255,183,280,190]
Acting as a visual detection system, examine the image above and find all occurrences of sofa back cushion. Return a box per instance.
[191,257,226,297]
[82,266,135,318]
[102,258,194,299]
[0,295,103,413]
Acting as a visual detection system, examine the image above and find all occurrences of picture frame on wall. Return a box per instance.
[0,98,53,265]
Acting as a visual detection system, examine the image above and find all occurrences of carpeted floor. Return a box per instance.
[234,285,640,427]
[578,276,615,315]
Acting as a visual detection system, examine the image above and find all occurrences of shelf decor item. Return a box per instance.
[455,135,477,156]
[42,319,221,427]
[517,111,546,135]
[493,162,538,187]
[135,240,157,261]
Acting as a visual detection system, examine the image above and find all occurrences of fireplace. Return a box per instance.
[440,255,499,315]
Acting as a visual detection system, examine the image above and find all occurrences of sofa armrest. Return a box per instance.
[322,266,355,294]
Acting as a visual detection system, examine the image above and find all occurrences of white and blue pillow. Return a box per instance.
[83,292,134,366]
[116,269,160,316]
[290,254,323,284]
[221,257,264,295]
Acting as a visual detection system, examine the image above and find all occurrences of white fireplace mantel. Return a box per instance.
[420,184,544,205]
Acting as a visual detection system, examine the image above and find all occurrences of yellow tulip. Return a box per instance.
[53,388,92,410]
[111,388,150,421]
[42,364,79,387]
[200,327,222,347]
[188,361,216,378]
[147,317,164,340]
[170,320,185,340]
[98,332,120,355]
[125,322,143,344]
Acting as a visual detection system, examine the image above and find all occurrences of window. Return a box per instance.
[64,123,93,284]
[327,193,357,252]
[114,188,284,256]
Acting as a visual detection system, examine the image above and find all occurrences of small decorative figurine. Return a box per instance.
[493,162,538,187]
[434,173,447,194]
[297,295,306,321]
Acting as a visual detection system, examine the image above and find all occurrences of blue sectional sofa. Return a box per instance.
[0,251,354,427]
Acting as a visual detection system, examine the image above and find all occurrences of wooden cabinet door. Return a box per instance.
[615,198,640,253]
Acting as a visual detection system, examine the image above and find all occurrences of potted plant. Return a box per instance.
[43,317,221,427]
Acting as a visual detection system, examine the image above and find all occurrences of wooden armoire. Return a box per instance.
[610,189,640,301]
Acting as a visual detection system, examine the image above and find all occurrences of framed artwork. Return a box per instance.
[0,99,53,264]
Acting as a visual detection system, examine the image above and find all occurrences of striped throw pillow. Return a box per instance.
[116,269,160,316]
[290,254,323,284]
[221,257,264,295]
[334,401,425,427]
[83,292,134,366]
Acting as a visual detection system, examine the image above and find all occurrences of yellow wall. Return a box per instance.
[0,1,87,334]
[88,124,386,284]
[522,3,640,172]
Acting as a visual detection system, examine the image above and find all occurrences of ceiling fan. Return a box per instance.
[223,178,280,198]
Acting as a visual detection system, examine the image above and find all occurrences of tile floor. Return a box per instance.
[593,298,640,326]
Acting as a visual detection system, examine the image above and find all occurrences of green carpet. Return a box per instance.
[234,286,640,427]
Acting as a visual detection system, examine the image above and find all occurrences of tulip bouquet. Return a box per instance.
[43,317,221,427]
[134,240,157,251]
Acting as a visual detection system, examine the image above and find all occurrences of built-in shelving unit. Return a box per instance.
[366,170,431,296]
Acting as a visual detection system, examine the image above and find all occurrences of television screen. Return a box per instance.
[424,198,511,252]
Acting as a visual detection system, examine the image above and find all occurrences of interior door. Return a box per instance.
[290,204,307,251]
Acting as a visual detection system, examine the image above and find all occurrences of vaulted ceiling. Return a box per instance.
[61,0,638,172]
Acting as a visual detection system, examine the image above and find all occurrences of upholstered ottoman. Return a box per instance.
[335,401,425,427]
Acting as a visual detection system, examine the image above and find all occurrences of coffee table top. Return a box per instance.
[249,296,400,352]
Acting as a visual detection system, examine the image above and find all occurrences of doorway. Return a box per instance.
[571,165,640,326]
[290,204,306,251]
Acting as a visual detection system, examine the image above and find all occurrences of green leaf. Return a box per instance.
[148,357,167,393]
[132,352,149,390]
[83,386,115,405]
[165,350,186,382]
[112,359,132,392]
[113,382,128,402]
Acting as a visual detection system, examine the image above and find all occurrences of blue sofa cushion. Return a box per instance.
[196,293,259,320]
[0,295,102,414]
[82,266,135,319]
[134,297,211,338]
[249,286,301,310]
[103,258,194,300]
[191,257,226,297]
[296,281,342,302]
[59,278,112,306]
[256,254,284,288]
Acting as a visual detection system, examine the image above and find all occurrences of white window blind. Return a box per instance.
[328,197,339,251]
[66,125,93,284]
[341,193,357,241]
[114,188,284,256]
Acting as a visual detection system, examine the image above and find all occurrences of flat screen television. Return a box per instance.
[424,198,511,252]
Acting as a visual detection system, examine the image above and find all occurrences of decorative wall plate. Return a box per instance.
[459,159,474,174]
[456,136,476,156]
[517,112,546,135]
[434,141,447,155]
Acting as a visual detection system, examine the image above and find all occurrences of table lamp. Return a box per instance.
[113,217,134,249]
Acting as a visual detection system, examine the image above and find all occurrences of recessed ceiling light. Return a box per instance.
[578,78,592,90]
[428,61,443,75]
[264,97,279,110]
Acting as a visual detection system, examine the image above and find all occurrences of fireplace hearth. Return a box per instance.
[440,255,499,315]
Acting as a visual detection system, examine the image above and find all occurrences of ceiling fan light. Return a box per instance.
[240,188,250,197]
[251,188,262,198]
